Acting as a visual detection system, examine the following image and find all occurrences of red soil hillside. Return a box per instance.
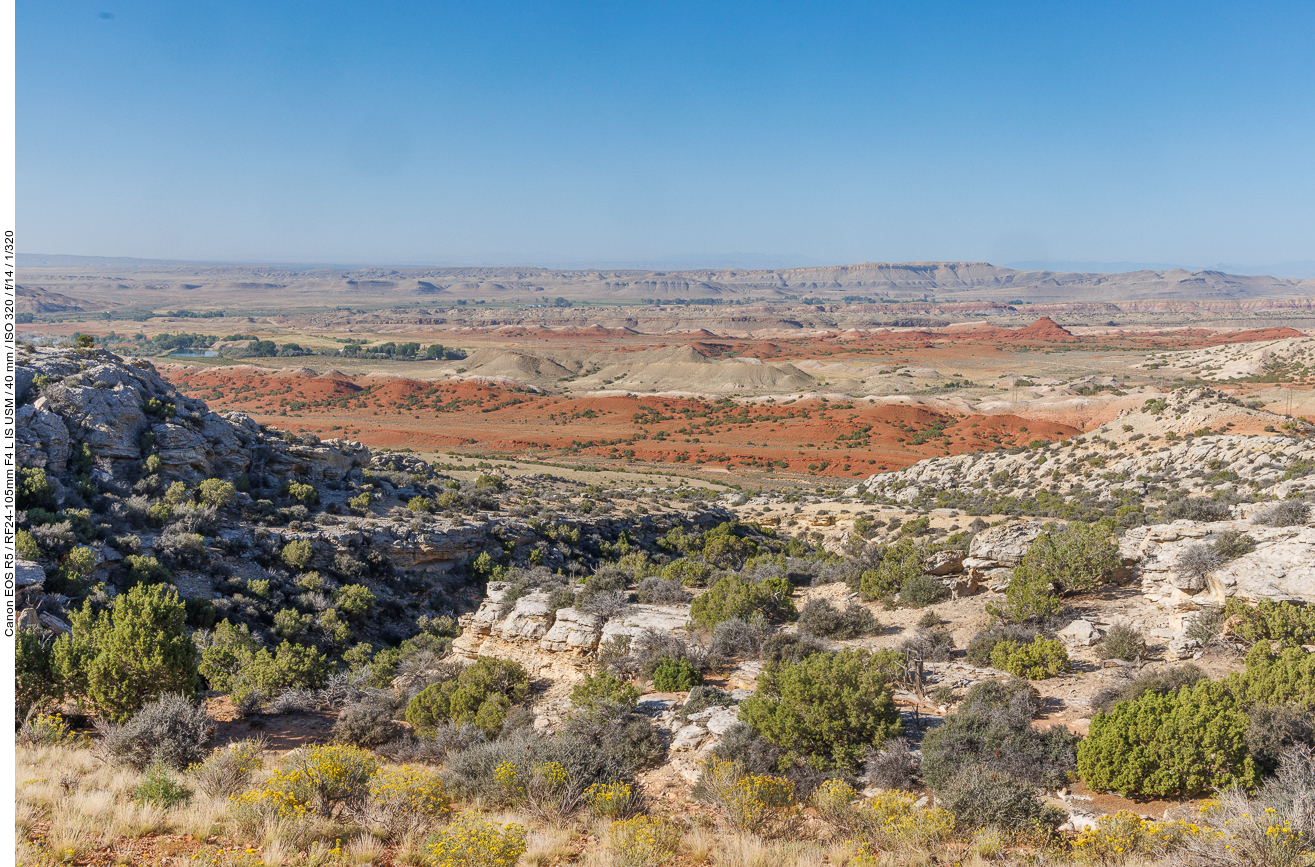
[1210,327,1305,343]
[167,366,1080,478]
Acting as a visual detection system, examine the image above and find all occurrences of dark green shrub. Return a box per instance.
[700,521,758,569]
[652,656,703,692]
[796,598,881,639]
[406,657,530,737]
[690,573,795,630]
[856,539,923,601]
[184,598,217,629]
[1225,599,1315,648]
[985,566,1061,623]
[197,479,236,508]
[935,764,1065,836]
[282,539,313,569]
[898,574,950,608]
[1077,678,1259,797]
[334,584,376,620]
[98,693,213,771]
[921,680,1077,790]
[1096,623,1145,661]
[16,528,41,561]
[53,583,197,722]
[571,671,640,710]
[197,620,329,706]
[287,482,319,505]
[740,648,901,771]
[1011,520,1121,594]
[18,467,56,510]
[1225,642,1315,708]
[16,631,56,716]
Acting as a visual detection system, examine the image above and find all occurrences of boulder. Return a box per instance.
[1057,619,1101,647]
[540,608,604,653]
[495,592,553,642]
[15,406,72,473]
[968,521,1047,567]
[599,605,690,646]
[15,561,44,588]
[925,550,965,575]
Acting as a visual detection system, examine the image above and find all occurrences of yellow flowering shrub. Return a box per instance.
[1072,811,1157,865]
[16,711,76,747]
[851,792,955,851]
[1171,799,1311,867]
[230,743,377,826]
[490,759,579,819]
[190,737,266,799]
[368,765,450,832]
[699,758,796,830]
[585,781,639,818]
[811,779,859,828]
[608,816,682,867]
[427,813,527,867]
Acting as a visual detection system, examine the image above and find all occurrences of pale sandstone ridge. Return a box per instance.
[452,581,691,683]
[1123,518,1315,613]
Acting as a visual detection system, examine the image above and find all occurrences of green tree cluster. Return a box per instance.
[197,620,330,706]
[740,648,902,771]
[690,573,795,630]
[405,656,530,737]
[51,584,198,722]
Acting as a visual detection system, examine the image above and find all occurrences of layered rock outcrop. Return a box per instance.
[451,582,692,682]
[17,346,371,495]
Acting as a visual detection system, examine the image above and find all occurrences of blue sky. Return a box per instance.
[18,2,1315,271]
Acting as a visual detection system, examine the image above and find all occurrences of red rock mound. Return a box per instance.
[1009,317,1073,341]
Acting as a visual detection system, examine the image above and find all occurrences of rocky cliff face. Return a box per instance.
[17,345,371,499]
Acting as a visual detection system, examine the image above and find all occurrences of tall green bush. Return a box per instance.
[52,583,198,722]
[1077,678,1259,798]
[406,656,530,737]
[857,539,923,601]
[1015,520,1121,594]
[1225,643,1315,709]
[197,620,329,705]
[690,573,795,630]
[740,648,901,771]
